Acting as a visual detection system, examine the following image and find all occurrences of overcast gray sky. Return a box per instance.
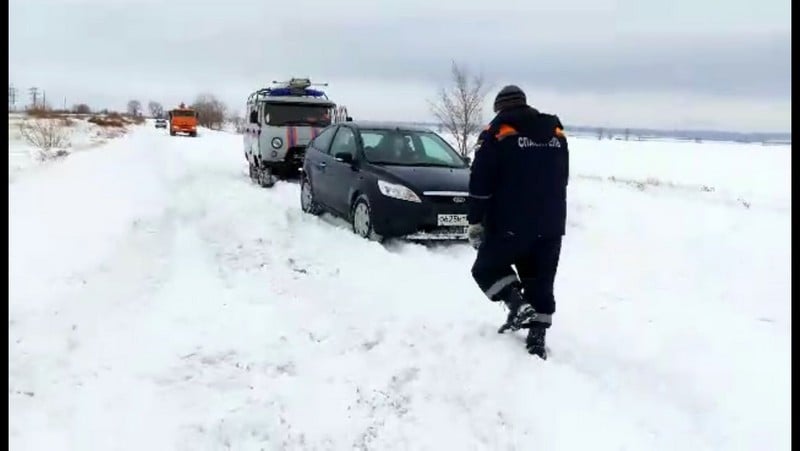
[9,0,791,132]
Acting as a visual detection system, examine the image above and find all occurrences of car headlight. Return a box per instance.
[377,180,421,203]
[271,137,283,149]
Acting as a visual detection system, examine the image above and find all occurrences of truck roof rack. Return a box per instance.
[247,78,330,105]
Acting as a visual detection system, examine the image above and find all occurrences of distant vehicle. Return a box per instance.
[301,121,472,241]
[167,103,198,137]
[244,78,344,187]
[154,118,167,129]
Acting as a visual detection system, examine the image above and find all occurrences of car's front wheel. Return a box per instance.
[351,195,383,242]
[300,177,322,216]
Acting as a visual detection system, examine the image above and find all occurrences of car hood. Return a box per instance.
[370,164,470,194]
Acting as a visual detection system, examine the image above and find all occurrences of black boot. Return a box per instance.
[497,287,538,333]
[526,326,547,360]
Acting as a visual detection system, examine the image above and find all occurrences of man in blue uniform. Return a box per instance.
[467,85,569,359]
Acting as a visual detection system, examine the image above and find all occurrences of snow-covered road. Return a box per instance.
[9,123,791,450]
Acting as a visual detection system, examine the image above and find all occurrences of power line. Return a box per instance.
[29,87,39,108]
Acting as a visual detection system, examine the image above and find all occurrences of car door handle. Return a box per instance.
[317,162,327,169]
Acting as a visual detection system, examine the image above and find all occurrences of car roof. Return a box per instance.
[343,121,434,133]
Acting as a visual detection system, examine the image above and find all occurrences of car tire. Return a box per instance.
[351,195,383,242]
[300,177,322,216]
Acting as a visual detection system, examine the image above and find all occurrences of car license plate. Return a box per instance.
[437,214,468,226]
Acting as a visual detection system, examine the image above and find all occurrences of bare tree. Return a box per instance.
[19,119,70,160]
[191,93,227,130]
[72,104,92,114]
[429,61,489,157]
[227,111,244,133]
[127,99,142,116]
[148,101,164,118]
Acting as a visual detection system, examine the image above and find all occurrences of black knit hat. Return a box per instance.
[493,85,527,113]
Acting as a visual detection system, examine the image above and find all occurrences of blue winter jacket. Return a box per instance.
[468,105,569,239]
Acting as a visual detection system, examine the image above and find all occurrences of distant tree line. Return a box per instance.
[123,94,229,130]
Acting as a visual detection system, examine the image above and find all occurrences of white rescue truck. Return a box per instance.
[244,78,349,187]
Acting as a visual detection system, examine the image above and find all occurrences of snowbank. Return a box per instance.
[9,124,791,450]
[8,113,134,182]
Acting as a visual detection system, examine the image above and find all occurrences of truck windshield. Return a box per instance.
[264,103,332,127]
[171,110,196,117]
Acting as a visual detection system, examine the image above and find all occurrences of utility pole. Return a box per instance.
[29,87,39,108]
[8,85,17,111]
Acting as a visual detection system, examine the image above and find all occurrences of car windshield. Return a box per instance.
[264,103,332,127]
[360,129,467,168]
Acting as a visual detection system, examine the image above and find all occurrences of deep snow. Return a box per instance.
[9,120,791,450]
[8,113,129,182]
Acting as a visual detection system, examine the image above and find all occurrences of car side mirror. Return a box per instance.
[345,116,353,122]
[462,156,472,165]
[334,152,354,164]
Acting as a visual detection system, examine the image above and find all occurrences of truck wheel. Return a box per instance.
[248,163,256,181]
[190,132,197,137]
[351,195,383,242]
[170,130,176,136]
[257,166,276,188]
[300,176,322,216]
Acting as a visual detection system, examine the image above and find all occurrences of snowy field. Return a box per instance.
[8,113,129,182]
[9,119,791,450]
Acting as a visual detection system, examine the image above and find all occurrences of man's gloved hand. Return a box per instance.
[467,223,484,249]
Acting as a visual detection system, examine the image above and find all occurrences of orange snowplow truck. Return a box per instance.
[167,103,198,137]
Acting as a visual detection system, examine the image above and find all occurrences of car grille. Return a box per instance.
[422,192,469,205]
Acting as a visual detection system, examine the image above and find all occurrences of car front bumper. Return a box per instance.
[370,192,469,241]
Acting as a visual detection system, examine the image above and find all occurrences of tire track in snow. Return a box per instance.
[144,144,664,449]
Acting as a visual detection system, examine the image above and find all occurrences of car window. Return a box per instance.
[360,129,467,168]
[418,135,463,166]
[310,126,337,153]
[330,127,357,157]
[360,132,382,149]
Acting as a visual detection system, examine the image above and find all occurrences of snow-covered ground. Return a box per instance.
[9,113,129,182]
[9,121,790,450]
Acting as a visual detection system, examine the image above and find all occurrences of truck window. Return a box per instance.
[263,103,332,127]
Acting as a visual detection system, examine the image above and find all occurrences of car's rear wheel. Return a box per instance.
[300,177,322,215]
[351,195,383,242]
